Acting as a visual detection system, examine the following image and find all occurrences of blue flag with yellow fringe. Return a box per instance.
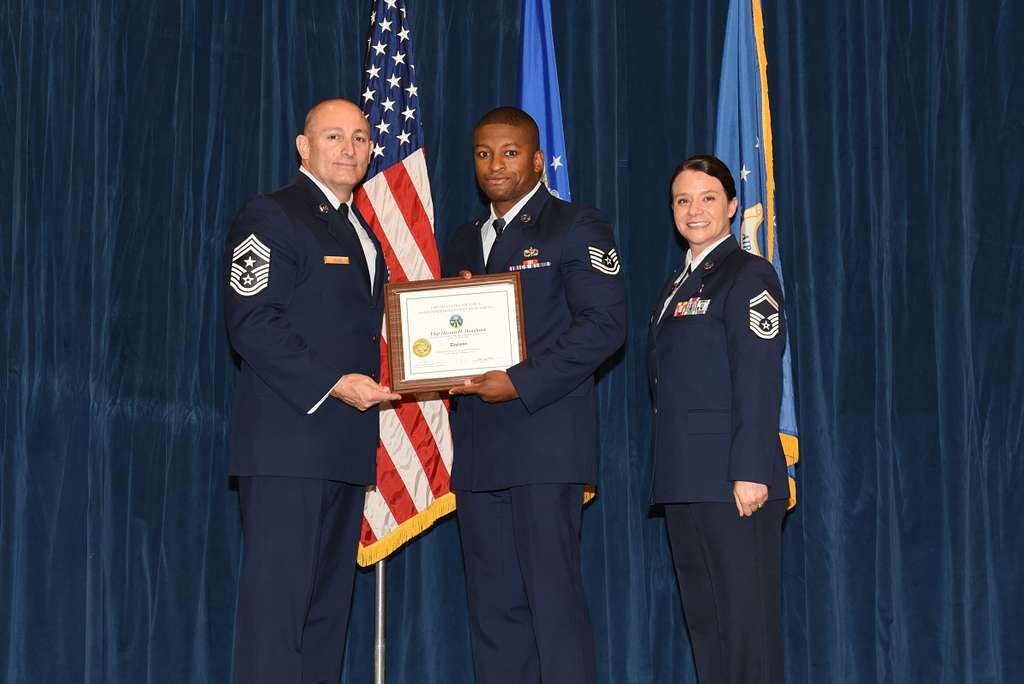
[518,0,571,200]
[714,0,799,507]
[518,0,600,504]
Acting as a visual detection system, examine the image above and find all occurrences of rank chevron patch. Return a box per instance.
[588,246,620,275]
[230,233,271,297]
[748,290,780,339]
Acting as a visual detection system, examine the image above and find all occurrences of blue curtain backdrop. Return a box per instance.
[2,1,1021,682]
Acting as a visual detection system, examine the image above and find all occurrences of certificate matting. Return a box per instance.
[384,273,527,393]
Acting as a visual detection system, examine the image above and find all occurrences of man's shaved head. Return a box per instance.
[303,98,364,135]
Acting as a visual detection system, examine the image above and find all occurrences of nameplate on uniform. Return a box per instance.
[674,297,710,317]
[324,256,350,265]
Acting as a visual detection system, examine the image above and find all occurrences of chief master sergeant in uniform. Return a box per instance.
[224,98,400,684]
[444,106,627,684]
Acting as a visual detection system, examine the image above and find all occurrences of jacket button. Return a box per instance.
[653,407,658,414]
[371,334,379,343]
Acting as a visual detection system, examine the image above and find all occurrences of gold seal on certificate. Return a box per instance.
[384,273,527,393]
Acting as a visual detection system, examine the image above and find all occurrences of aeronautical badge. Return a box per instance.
[748,290,780,339]
[230,233,271,297]
[588,246,620,275]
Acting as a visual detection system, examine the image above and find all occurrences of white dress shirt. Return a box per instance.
[481,181,544,263]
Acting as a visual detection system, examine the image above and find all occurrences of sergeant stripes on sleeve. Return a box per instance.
[230,233,271,297]
[748,290,780,339]
[587,246,621,275]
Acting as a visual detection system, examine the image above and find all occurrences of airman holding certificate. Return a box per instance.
[441,106,626,684]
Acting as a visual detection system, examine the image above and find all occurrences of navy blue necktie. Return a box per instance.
[486,218,507,268]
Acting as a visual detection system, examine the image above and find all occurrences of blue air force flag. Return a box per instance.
[714,0,799,507]
[518,0,571,200]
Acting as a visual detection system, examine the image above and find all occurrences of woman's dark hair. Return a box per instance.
[669,154,737,201]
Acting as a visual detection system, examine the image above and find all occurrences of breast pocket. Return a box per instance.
[316,256,370,322]
[516,261,559,301]
[321,256,363,289]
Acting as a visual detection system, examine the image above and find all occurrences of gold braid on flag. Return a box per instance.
[357,493,456,567]
[752,0,776,269]
[753,0,798,509]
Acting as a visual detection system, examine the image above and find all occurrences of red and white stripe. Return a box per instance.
[354,148,454,563]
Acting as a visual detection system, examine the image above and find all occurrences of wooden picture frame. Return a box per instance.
[384,273,527,393]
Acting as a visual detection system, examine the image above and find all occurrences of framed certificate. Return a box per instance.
[384,273,527,393]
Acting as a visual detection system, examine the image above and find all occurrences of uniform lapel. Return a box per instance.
[651,263,687,332]
[352,203,385,297]
[655,235,740,329]
[332,211,373,296]
[486,188,550,274]
[298,173,373,298]
[298,172,335,228]
[469,217,488,274]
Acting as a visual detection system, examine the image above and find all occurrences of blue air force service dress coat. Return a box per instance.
[224,173,387,484]
[648,235,789,503]
[441,188,627,490]
[224,172,387,684]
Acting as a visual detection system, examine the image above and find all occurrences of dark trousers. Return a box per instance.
[457,484,597,684]
[665,499,786,684]
[232,476,364,684]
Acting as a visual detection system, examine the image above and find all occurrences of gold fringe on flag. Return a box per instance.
[356,483,598,567]
[754,0,799,511]
[357,492,457,567]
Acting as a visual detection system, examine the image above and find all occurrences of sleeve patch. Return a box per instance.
[748,290,780,339]
[230,233,271,296]
[587,246,620,275]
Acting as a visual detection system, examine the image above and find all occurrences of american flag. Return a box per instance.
[354,0,454,566]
